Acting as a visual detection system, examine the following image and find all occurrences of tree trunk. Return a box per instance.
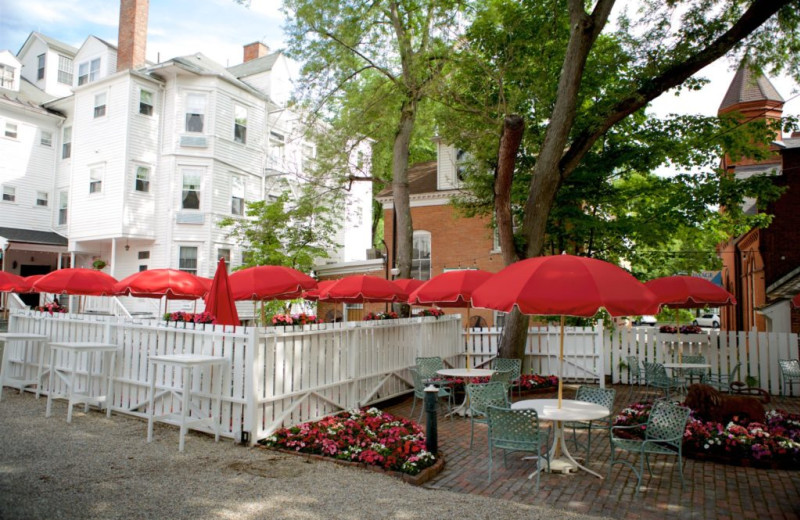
[392,99,417,279]
[494,115,525,265]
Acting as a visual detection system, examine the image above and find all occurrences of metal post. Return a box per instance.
[424,385,439,454]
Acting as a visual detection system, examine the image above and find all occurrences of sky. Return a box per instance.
[1,0,798,120]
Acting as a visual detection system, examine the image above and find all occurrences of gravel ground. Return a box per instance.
[0,391,610,520]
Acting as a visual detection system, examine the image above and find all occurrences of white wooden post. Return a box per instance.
[596,320,605,388]
[242,326,260,446]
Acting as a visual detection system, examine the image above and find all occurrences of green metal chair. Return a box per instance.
[626,355,644,400]
[608,400,691,492]
[409,367,452,422]
[415,356,445,382]
[465,382,509,448]
[678,354,707,385]
[701,361,741,393]
[567,386,615,462]
[486,405,551,492]
[778,359,800,396]
[490,358,522,396]
[489,369,513,393]
[643,361,685,398]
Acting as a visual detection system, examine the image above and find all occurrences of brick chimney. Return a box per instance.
[117,0,149,71]
[243,42,270,63]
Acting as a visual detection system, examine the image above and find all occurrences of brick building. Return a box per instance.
[717,61,800,333]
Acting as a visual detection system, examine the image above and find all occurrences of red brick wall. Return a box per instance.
[762,147,800,288]
[243,42,269,62]
[117,0,149,72]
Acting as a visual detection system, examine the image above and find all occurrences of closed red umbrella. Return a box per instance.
[0,272,23,292]
[644,275,736,309]
[472,254,660,405]
[113,269,207,300]
[204,258,239,326]
[318,275,406,303]
[33,268,118,296]
[229,265,317,301]
[408,269,494,368]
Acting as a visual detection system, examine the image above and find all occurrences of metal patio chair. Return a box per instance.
[567,385,615,462]
[701,361,741,393]
[465,382,509,448]
[643,361,685,398]
[490,358,522,397]
[409,367,452,422]
[778,359,800,396]
[487,405,551,493]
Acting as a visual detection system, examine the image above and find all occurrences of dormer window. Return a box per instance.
[57,55,73,85]
[77,58,100,86]
[0,64,15,88]
[37,54,46,80]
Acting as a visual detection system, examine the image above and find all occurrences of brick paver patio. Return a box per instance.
[382,384,800,519]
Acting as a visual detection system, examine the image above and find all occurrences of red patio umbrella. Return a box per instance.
[229,265,317,301]
[0,272,23,292]
[408,269,494,368]
[204,258,239,326]
[13,275,45,293]
[318,275,406,303]
[645,275,736,361]
[113,269,208,300]
[302,280,336,301]
[472,254,660,406]
[33,268,118,296]
[393,278,425,296]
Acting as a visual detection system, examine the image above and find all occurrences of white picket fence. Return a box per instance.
[5,310,461,444]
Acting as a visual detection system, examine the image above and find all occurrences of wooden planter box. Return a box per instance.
[260,446,446,485]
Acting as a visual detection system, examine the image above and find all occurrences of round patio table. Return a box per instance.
[436,368,495,417]
[512,398,610,478]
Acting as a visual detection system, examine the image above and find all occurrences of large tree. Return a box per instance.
[282,0,464,278]
[437,0,800,358]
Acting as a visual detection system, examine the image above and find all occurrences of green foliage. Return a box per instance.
[219,187,339,273]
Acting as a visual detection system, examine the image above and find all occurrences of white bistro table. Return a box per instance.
[147,354,229,452]
[436,368,495,417]
[511,398,610,478]
[45,341,119,423]
[0,333,49,400]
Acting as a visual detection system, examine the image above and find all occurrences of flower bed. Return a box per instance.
[614,401,800,469]
[659,324,703,334]
[363,311,399,321]
[416,308,445,319]
[261,407,438,476]
[163,311,215,324]
[439,373,558,393]
[269,313,320,326]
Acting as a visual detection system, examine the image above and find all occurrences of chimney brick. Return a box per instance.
[118,0,149,72]
[243,42,269,63]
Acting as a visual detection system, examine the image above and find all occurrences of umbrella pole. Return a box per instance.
[252,300,256,326]
[466,308,471,370]
[676,308,682,363]
[558,315,565,408]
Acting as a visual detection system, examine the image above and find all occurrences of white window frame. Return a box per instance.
[411,231,432,281]
[268,131,285,170]
[179,246,198,275]
[134,165,151,193]
[4,122,17,139]
[93,92,107,118]
[77,57,100,86]
[37,54,46,81]
[58,191,68,225]
[57,54,73,85]
[89,164,104,194]
[0,64,14,88]
[2,186,16,202]
[139,88,153,116]
[231,175,245,215]
[181,168,202,209]
[185,93,206,133]
[36,191,49,207]
[217,248,231,271]
[234,104,247,144]
[62,126,72,159]
[40,130,53,147]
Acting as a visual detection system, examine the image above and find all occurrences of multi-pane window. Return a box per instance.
[62,126,72,159]
[139,89,153,116]
[89,165,103,194]
[37,54,46,80]
[268,131,285,169]
[77,58,100,85]
[94,92,107,118]
[138,251,150,260]
[234,105,247,144]
[185,93,205,132]
[4,122,17,139]
[231,175,244,215]
[411,231,432,280]
[40,130,52,146]
[135,165,150,192]
[2,186,16,202]
[36,191,48,207]
[179,246,198,275]
[57,55,73,84]
[0,64,14,88]
[218,249,231,270]
[58,191,68,225]
[181,169,201,209]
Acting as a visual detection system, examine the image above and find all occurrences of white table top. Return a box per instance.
[662,363,711,369]
[48,341,118,352]
[0,333,49,341]
[149,354,228,366]
[511,398,610,422]
[436,368,495,378]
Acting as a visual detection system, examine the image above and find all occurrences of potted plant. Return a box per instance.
[92,259,107,270]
